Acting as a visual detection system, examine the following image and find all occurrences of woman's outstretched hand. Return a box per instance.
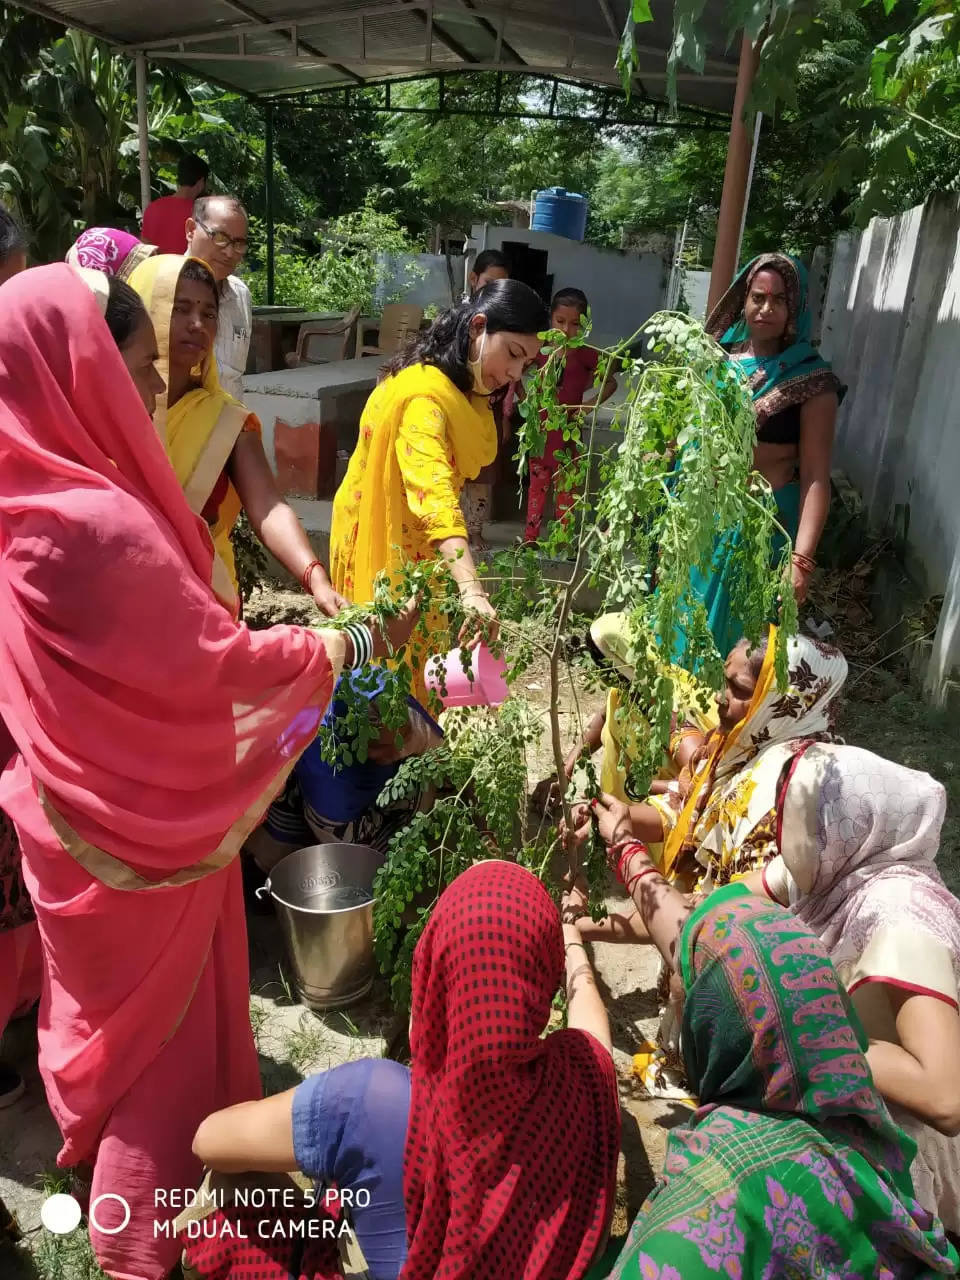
[458,592,499,648]
[368,599,419,662]
[312,580,350,619]
[592,793,636,847]
[558,801,592,855]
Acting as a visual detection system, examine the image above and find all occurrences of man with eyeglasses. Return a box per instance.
[185,195,253,399]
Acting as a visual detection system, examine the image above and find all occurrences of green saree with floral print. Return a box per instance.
[610,885,958,1279]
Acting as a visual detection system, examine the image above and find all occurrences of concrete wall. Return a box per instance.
[684,269,711,321]
[376,234,668,342]
[375,252,462,310]
[470,226,667,346]
[817,194,960,699]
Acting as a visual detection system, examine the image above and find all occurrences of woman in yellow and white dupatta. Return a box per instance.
[652,628,849,889]
[572,630,847,890]
[129,254,345,616]
[579,628,848,1094]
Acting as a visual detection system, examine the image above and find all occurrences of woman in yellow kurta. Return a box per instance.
[331,280,548,654]
[129,254,345,616]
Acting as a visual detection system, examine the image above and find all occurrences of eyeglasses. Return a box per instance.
[196,219,248,255]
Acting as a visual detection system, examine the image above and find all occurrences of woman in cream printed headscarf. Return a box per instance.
[761,742,960,1232]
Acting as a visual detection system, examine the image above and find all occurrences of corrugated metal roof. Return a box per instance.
[9,0,740,112]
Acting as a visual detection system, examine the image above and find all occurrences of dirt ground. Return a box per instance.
[5,559,959,1277]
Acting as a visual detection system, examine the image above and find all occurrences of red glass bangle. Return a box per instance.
[604,836,634,875]
[615,840,650,885]
[625,865,661,895]
[301,558,323,592]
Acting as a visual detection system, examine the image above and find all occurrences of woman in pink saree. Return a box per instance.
[0,264,389,1280]
[0,716,41,1107]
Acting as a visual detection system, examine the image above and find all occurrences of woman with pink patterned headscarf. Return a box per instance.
[66,226,156,280]
[763,742,960,1232]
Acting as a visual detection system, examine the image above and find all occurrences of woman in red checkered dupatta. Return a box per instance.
[403,859,620,1279]
[190,860,619,1280]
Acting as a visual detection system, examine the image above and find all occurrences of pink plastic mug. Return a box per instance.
[425,643,509,708]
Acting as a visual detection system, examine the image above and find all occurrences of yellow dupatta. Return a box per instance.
[128,254,249,599]
[659,628,849,880]
[661,627,778,878]
[330,363,497,603]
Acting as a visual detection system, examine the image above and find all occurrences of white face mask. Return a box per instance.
[467,325,492,396]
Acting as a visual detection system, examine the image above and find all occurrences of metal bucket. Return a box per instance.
[257,843,385,1011]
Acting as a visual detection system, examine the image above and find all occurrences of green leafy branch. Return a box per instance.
[321,312,794,1008]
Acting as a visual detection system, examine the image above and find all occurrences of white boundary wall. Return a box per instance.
[817,195,960,699]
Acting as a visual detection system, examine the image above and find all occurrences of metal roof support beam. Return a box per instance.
[215,0,363,82]
[278,80,727,129]
[264,100,275,304]
[142,47,736,88]
[596,0,621,43]
[116,0,732,72]
[397,0,478,66]
[135,52,150,214]
[4,0,112,41]
[454,0,526,66]
[287,102,725,128]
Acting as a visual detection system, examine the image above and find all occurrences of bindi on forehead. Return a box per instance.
[750,272,786,299]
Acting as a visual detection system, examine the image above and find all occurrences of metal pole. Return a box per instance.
[135,53,150,216]
[667,223,683,310]
[265,102,275,305]
[735,109,763,268]
[707,33,759,313]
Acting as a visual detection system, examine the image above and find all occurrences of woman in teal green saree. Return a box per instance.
[587,809,958,1278]
[682,253,843,660]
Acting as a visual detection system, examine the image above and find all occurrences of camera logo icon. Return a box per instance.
[41,1192,131,1235]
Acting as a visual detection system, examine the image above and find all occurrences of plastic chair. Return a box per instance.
[356,302,424,359]
[285,307,361,367]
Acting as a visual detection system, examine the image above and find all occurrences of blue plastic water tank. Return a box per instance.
[531,187,588,242]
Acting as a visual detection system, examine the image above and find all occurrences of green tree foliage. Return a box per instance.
[0,10,235,258]
[378,74,611,295]
[0,10,390,262]
[371,701,546,1010]
[167,93,391,231]
[244,201,425,313]
[619,0,960,227]
[0,5,75,254]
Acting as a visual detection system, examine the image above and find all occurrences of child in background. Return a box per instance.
[461,250,513,555]
[463,248,510,301]
[524,287,618,544]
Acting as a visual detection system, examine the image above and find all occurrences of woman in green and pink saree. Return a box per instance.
[590,806,959,1278]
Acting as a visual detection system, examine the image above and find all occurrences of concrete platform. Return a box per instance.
[243,362,380,499]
